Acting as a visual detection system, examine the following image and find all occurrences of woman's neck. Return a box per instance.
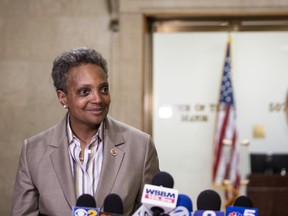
[70,122,100,146]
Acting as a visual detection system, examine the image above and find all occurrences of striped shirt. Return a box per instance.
[67,117,104,198]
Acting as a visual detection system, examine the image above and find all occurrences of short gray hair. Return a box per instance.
[51,47,108,93]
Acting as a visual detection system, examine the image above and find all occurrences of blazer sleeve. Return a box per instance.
[135,135,160,209]
[144,135,159,184]
[11,140,39,216]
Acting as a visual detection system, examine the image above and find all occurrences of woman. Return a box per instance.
[11,47,159,215]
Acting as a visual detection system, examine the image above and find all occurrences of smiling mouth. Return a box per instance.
[86,108,106,115]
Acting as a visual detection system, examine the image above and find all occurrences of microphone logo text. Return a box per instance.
[144,188,176,203]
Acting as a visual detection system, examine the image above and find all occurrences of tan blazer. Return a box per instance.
[11,114,159,216]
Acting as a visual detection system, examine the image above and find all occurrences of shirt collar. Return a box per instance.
[66,114,105,145]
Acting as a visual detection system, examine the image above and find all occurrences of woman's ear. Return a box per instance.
[57,90,67,108]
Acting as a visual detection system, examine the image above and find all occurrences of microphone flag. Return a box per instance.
[72,206,100,216]
[226,206,258,216]
[193,210,225,216]
[169,206,190,216]
[141,184,178,213]
[132,205,153,216]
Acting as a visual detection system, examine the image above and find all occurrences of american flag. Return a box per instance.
[212,37,240,203]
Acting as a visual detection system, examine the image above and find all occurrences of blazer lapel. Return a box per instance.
[95,116,125,208]
[49,115,77,208]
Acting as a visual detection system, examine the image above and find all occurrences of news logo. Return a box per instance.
[227,212,241,216]
[193,210,224,216]
[141,184,178,213]
[144,188,177,204]
[169,206,190,216]
[226,206,258,216]
[132,205,153,216]
[72,207,100,216]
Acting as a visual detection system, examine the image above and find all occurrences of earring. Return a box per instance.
[63,105,68,109]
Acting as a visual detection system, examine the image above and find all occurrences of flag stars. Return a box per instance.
[224,66,230,72]
[220,54,234,105]
[225,81,231,88]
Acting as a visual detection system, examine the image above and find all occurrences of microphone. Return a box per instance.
[167,194,193,216]
[132,171,178,216]
[194,189,224,216]
[197,189,221,210]
[132,205,152,216]
[152,171,174,188]
[72,194,100,216]
[167,206,190,216]
[76,194,97,207]
[233,195,253,208]
[226,195,258,216]
[176,194,193,212]
[102,193,124,215]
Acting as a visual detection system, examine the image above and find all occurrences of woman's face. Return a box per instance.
[58,63,110,130]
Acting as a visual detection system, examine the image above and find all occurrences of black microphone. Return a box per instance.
[103,193,124,215]
[233,195,253,208]
[194,189,224,216]
[72,194,99,216]
[151,171,174,188]
[76,194,97,207]
[150,171,175,216]
[226,195,258,216]
[197,189,221,211]
[132,171,178,216]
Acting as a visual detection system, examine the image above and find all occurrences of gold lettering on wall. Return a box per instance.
[181,114,208,122]
[269,103,286,112]
[167,102,285,123]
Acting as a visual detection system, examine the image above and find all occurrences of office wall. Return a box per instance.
[0,1,112,214]
[1,0,288,215]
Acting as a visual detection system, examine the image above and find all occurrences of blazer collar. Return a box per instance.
[49,113,77,208]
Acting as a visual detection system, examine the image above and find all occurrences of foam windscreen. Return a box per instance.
[76,194,97,207]
[104,193,124,214]
[151,171,174,188]
[196,189,221,211]
[233,195,254,208]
